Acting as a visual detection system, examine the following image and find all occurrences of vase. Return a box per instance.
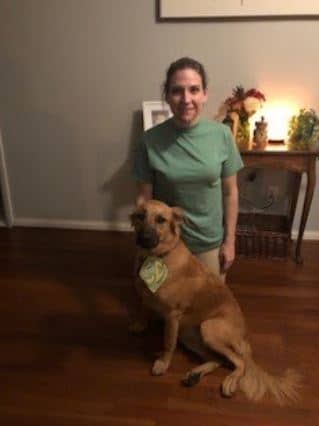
[235,120,251,151]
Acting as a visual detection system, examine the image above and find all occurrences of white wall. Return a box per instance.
[0,0,318,234]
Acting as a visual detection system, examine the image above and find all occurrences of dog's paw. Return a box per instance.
[181,371,201,387]
[152,359,169,376]
[221,373,239,397]
[128,320,148,335]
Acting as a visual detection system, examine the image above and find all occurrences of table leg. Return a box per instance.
[295,159,316,264]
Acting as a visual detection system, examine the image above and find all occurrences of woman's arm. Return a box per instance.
[136,182,153,206]
[220,174,239,272]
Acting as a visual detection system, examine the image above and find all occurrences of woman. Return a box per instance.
[133,57,243,281]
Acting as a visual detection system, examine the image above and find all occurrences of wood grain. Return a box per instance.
[0,228,318,425]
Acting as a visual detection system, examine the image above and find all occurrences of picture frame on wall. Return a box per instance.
[158,0,319,20]
[142,101,172,131]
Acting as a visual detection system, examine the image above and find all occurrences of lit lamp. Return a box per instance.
[254,102,299,144]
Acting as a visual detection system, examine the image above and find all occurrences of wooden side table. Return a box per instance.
[239,147,318,263]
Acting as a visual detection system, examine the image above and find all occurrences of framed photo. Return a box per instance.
[159,0,319,20]
[142,101,172,131]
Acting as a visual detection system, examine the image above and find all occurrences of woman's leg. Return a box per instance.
[195,247,226,283]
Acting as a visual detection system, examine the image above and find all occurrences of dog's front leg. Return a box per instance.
[128,285,151,334]
[152,311,181,376]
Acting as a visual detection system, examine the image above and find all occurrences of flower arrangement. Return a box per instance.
[216,86,266,150]
[288,108,319,151]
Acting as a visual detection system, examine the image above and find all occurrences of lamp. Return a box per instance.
[252,101,299,144]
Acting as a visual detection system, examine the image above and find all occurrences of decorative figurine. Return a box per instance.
[253,116,268,151]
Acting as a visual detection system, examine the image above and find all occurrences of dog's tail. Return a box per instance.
[239,341,301,405]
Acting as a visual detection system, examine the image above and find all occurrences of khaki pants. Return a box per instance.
[196,247,226,283]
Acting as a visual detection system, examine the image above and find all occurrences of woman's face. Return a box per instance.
[166,68,208,128]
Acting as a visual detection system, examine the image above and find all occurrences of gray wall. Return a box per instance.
[0,0,318,233]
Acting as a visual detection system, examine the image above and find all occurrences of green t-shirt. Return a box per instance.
[132,118,243,254]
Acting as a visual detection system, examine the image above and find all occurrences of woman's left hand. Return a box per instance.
[219,240,235,273]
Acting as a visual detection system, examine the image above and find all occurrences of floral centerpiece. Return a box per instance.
[216,86,266,150]
[288,108,319,151]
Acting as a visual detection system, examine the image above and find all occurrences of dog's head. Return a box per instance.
[130,200,184,255]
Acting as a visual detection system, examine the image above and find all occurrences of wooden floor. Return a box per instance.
[0,227,319,425]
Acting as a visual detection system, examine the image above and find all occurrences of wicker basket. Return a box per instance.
[236,213,291,259]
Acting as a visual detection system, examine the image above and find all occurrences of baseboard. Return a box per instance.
[291,230,319,240]
[13,218,132,232]
[11,217,319,240]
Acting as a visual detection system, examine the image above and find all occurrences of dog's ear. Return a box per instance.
[171,207,198,230]
[129,212,137,227]
[171,207,185,225]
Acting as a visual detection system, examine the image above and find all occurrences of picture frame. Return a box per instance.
[158,0,319,20]
[142,101,172,131]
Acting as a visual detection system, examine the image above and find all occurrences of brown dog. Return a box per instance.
[130,199,300,404]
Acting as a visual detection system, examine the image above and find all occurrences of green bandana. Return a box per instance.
[139,256,168,293]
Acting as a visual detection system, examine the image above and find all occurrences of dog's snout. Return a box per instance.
[136,226,159,249]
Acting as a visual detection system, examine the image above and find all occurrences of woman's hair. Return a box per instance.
[163,57,208,98]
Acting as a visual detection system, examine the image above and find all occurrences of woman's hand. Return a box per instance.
[219,239,235,273]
